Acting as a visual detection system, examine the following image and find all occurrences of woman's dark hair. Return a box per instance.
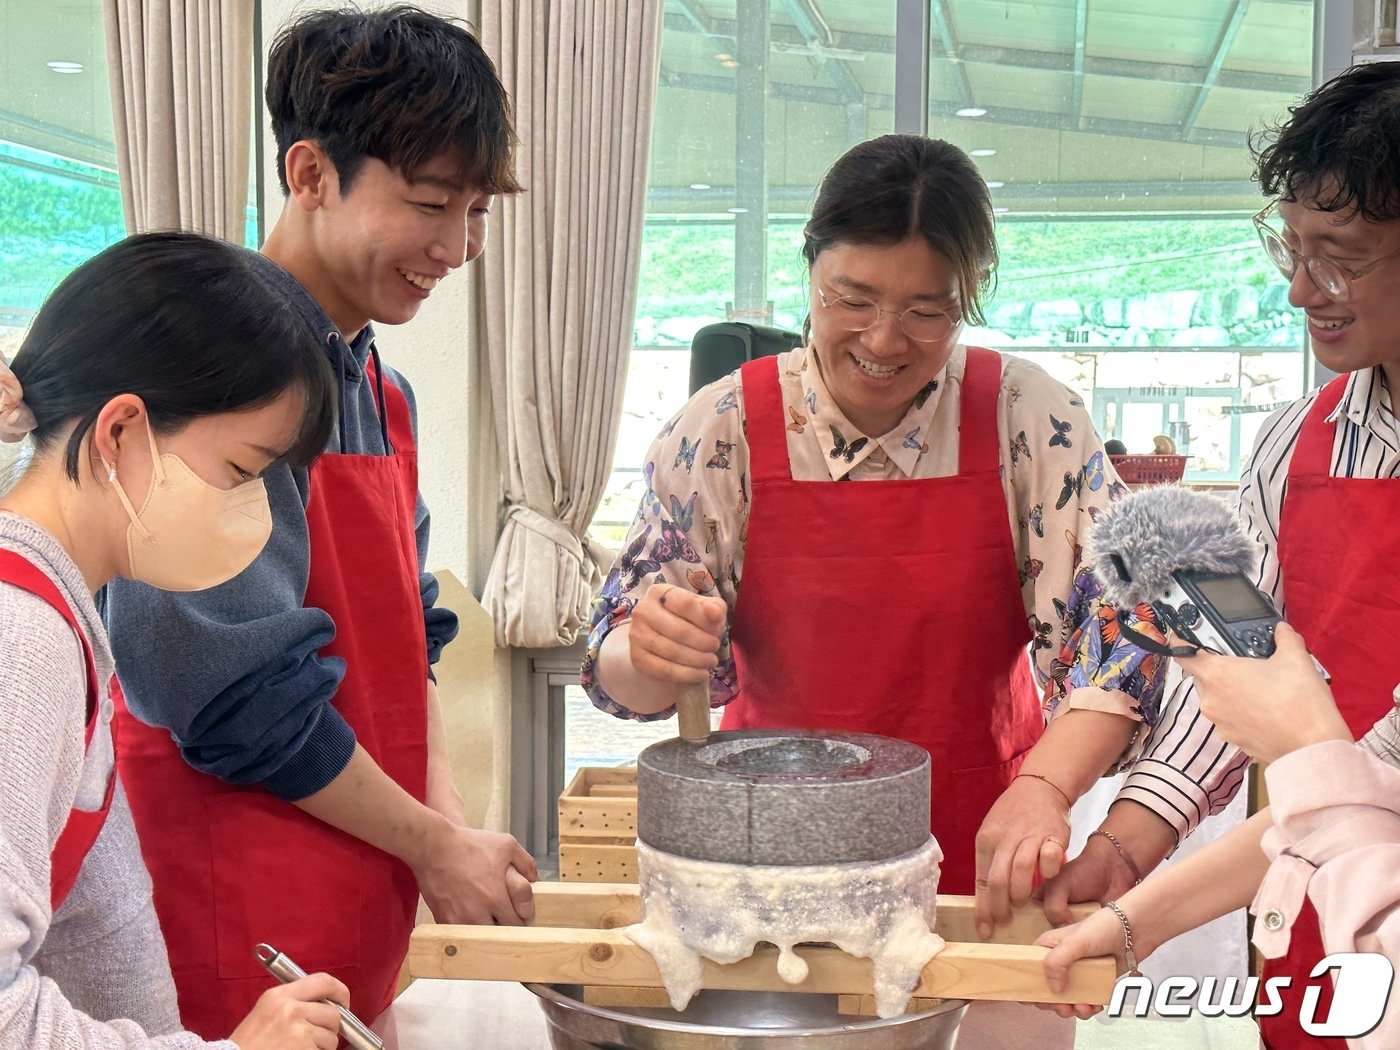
[10,232,336,480]
[803,135,998,325]
[1253,62,1400,222]
[266,4,522,197]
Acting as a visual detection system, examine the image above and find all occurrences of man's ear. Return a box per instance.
[90,395,148,472]
[284,140,338,212]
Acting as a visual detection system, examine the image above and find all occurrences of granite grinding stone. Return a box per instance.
[635,729,930,865]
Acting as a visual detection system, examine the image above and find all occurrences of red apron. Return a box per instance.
[0,549,116,911]
[721,348,1044,894]
[1262,375,1400,1049]
[114,357,429,1035]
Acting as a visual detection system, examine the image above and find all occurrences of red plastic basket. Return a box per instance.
[1108,454,1188,485]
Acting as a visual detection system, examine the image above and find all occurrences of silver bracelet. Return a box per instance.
[1090,828,1143,886]
[1104,900,1143,977]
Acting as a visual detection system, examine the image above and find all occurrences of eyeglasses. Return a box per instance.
[1253,200,1400,302]
[816,285,960,343]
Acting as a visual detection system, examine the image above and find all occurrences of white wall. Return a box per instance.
[258,0,486,586]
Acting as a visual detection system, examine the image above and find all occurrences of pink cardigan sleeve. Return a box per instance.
[1250,738,1400,1047]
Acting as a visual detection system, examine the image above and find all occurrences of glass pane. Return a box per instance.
[565,684,683,786]
[594,0,898,549]
[1,0,124,478]
[0,0,124,342]
[926,0,1316,480]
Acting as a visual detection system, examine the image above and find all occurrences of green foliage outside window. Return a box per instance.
[632,217,1294,350]
[0,156,125,325]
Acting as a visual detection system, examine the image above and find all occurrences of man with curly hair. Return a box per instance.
[1040,61,1400,1050]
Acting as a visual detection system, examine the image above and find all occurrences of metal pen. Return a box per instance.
[254,943,384,1050]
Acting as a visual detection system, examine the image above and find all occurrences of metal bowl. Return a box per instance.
[526,984,967,1050]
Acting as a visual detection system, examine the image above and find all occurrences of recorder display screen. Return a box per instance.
[1190,574,1274,623]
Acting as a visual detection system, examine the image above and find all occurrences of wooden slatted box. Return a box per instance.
[558,766,639,882]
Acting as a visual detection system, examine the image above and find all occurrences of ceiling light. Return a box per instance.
[993,207,1010,214]
[46,61,84,74]
[690,183,712,191]
[956,107,988,118]
[714,52,733,61]
[970,148,997,157]
[728,207,748,214]
[985,180,1005,189]
[720,59,739,68]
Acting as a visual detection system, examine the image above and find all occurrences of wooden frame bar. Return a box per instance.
[408,883,1117,1006]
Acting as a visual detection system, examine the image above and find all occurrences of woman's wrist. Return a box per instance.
[1103,900,1144,975]
[1089,828,1142,886]
[1012,771,1072,810]
[593,621,633,695]
[595,621,669,713]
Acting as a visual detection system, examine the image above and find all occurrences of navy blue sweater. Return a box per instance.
[102,258,459,800]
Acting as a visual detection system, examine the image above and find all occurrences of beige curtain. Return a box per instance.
[476,1,664,648]
[102,0,254,239]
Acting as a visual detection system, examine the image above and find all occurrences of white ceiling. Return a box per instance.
[0,0,114,168]
[0,0,1318,214]
[652,0,1315,214]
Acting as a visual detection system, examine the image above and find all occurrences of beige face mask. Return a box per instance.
[103,422,273,592]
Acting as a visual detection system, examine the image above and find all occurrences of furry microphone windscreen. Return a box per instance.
[1089,485,1258,608]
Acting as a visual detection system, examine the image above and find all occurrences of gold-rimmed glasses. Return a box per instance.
[1253,200,1400,302]
[816,285,960,343]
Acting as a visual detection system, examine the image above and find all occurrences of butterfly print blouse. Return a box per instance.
[582,345,1168,765]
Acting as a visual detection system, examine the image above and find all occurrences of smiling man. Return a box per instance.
[101,5,536,1036]
[1215,60,1400,1050]
[1035,61,1400,1050]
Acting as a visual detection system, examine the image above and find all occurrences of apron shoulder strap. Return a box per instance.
[738,357,791,484]
[1289,375,1349,480]
[958,346,1003,476]
[0,549,113,913]
[0,550,98,713]
[364,351,418,456]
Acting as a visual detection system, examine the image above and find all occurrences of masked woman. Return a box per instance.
[582,135,1170,1046]
[0,233,347,1048]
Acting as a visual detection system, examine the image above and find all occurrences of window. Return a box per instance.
[594,0,1315,556]
[593,1,900,547]
[0,0,262,363]
[929,1,1314,479]
[0,0,126,364]
[1,0,125,481]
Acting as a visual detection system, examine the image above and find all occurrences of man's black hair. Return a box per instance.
[266,4,522,197]
[1254,62,1400,221]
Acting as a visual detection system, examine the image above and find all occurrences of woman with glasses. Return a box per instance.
[582,134,1169,1046]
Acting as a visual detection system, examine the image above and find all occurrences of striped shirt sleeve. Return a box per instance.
[1117,369,1399,843]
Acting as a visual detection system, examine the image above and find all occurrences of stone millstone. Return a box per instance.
[636,729,930,865]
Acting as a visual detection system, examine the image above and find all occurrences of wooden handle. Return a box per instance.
[675,681,710,742]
